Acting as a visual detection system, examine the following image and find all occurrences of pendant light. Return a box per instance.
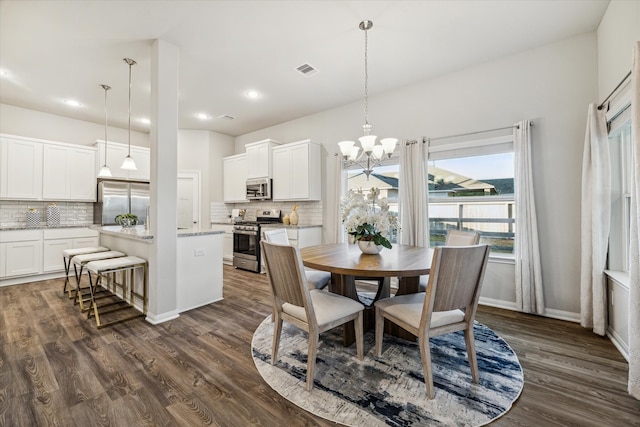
[121,57,137,171]
[338,20,397,179]
[98,84,113,177]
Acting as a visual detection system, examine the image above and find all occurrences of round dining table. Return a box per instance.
[300,243,433,345]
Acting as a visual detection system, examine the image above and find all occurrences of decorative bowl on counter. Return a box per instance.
[114,213,139,228]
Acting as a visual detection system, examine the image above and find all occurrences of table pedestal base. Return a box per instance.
[331,273,420,346]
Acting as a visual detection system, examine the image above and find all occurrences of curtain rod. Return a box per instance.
[598,70,632,110]
[417,122,533,144]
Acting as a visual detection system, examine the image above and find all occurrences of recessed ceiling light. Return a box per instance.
[195,113,211,120]
[138,118,150,125]
[245,89,261,99]
[63,99,82,107]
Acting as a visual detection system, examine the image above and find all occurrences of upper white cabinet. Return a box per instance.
[272,139,321,201]
[0,136,43,200]
[245,139,280,179]
[43,143,96,201]
[94,140,150,181]
[223,153,248,203]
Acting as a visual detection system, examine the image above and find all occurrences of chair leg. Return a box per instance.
[354,312,364,360]
[271,316,283,366]
[306,332,319,391]
[464,328,479,383]
[419,334,435,399]
[375,308,385,357]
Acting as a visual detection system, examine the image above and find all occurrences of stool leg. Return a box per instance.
[63,256,72,298]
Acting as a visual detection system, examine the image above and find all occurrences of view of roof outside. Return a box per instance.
[346,152,515,253]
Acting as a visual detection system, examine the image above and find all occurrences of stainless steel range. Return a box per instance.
[232,209,281,273]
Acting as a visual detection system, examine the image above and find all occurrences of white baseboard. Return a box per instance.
[479,297,580,323]
[479,297,519,311]
[607,327,630,362]
[1,271,68,287]
[542,307,580,323]
[146,310,180,325]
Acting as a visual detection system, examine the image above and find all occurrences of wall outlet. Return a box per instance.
[194,248,206,256]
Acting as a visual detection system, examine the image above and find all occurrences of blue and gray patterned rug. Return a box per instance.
[252,316,523,426]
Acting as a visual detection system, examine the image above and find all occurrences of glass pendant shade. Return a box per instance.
[380,138,398,155]
[121,155,137,170]
[338,140,355,157]
[358,135,377,153]
[98,165,112,177]
[371,145,384,160]
[349,146,360,161]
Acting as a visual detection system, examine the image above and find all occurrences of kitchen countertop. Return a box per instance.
[92,225,224,241]
[210,222,322,229]
[0,223,95,231]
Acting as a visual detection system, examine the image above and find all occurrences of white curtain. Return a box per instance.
[514,120,545,314]
[332,153,346,243]
[628,40,640,400]
[399,139,429,247]
[579,104,611,335]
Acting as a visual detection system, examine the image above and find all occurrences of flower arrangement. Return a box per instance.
[341,187,398,249]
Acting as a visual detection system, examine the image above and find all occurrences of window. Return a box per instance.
[428,136,515,255]
[608,122,632,272]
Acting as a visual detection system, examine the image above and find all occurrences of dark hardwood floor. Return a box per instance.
[1,265,638,426]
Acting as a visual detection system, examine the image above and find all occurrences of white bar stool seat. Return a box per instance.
[61,246,109,298]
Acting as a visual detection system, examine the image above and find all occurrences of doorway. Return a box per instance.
[177,171,201,229]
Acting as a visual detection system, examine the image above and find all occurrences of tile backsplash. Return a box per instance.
[211,200,323,225]
[0,201,93,227]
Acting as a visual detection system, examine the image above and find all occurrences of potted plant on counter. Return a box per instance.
[114,213,138,228]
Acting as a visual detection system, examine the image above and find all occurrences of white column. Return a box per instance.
[146,39,180,323]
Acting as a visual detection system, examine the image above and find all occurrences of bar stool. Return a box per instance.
[85,256,148,328]
[71,251,126,311]
[62,246,109,298]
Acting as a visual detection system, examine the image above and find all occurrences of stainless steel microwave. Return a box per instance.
[246,178,272,200]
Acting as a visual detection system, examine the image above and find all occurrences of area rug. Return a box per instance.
[252,316,523,426]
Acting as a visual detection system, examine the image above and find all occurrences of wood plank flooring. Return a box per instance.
[1,265,639,426]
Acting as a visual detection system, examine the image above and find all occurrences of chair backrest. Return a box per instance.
[445,229,481,246]
[260,240,308,309]
[263,228,290,245]
[422,245,490,325]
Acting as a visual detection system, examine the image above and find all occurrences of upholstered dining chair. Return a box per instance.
[419,229,481,291]
[375,244,490,399]
[263,228,331,290]
[261,240,365,391]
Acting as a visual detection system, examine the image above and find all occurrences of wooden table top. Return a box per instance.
[299,243,433,278]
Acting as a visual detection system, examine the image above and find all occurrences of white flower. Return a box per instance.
[340,188,398,248]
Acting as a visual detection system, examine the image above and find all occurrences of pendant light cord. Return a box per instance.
[128,61,132,157]
[364,25,369,132]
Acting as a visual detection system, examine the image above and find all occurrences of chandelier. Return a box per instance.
[338,20,397,179]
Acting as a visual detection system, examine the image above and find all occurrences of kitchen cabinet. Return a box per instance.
[210,224,233,264]
[42,228,99,272]
[0,230,42,278]
[223,154,248,203]
[284,227,322,248]
[95,140,150,181]
[43,143,97,201]
[272,139,321,201]
[0,136,43,200]
[245,139,280,179]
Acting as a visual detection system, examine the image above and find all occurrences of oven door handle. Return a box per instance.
[233,230,259,236]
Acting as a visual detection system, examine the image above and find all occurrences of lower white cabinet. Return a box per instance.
[1,230,42,278]
[0,228,99,280]
[285,227,322,248]
[42,229,100,273]
[211,224,233,264]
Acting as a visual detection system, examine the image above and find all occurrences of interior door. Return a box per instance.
[177,172,200,229]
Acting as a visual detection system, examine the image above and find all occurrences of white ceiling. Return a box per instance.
[0,1,609,137]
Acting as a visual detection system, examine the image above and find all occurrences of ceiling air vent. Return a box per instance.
[217,114,235,120]
[295,63,318,77]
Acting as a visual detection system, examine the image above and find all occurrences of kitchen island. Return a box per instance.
[94,225,224,314]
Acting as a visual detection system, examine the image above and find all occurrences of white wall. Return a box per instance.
[0,103,149,147]
[596,0,640,100]
[235,32,599,318]
[178,129,235,224]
